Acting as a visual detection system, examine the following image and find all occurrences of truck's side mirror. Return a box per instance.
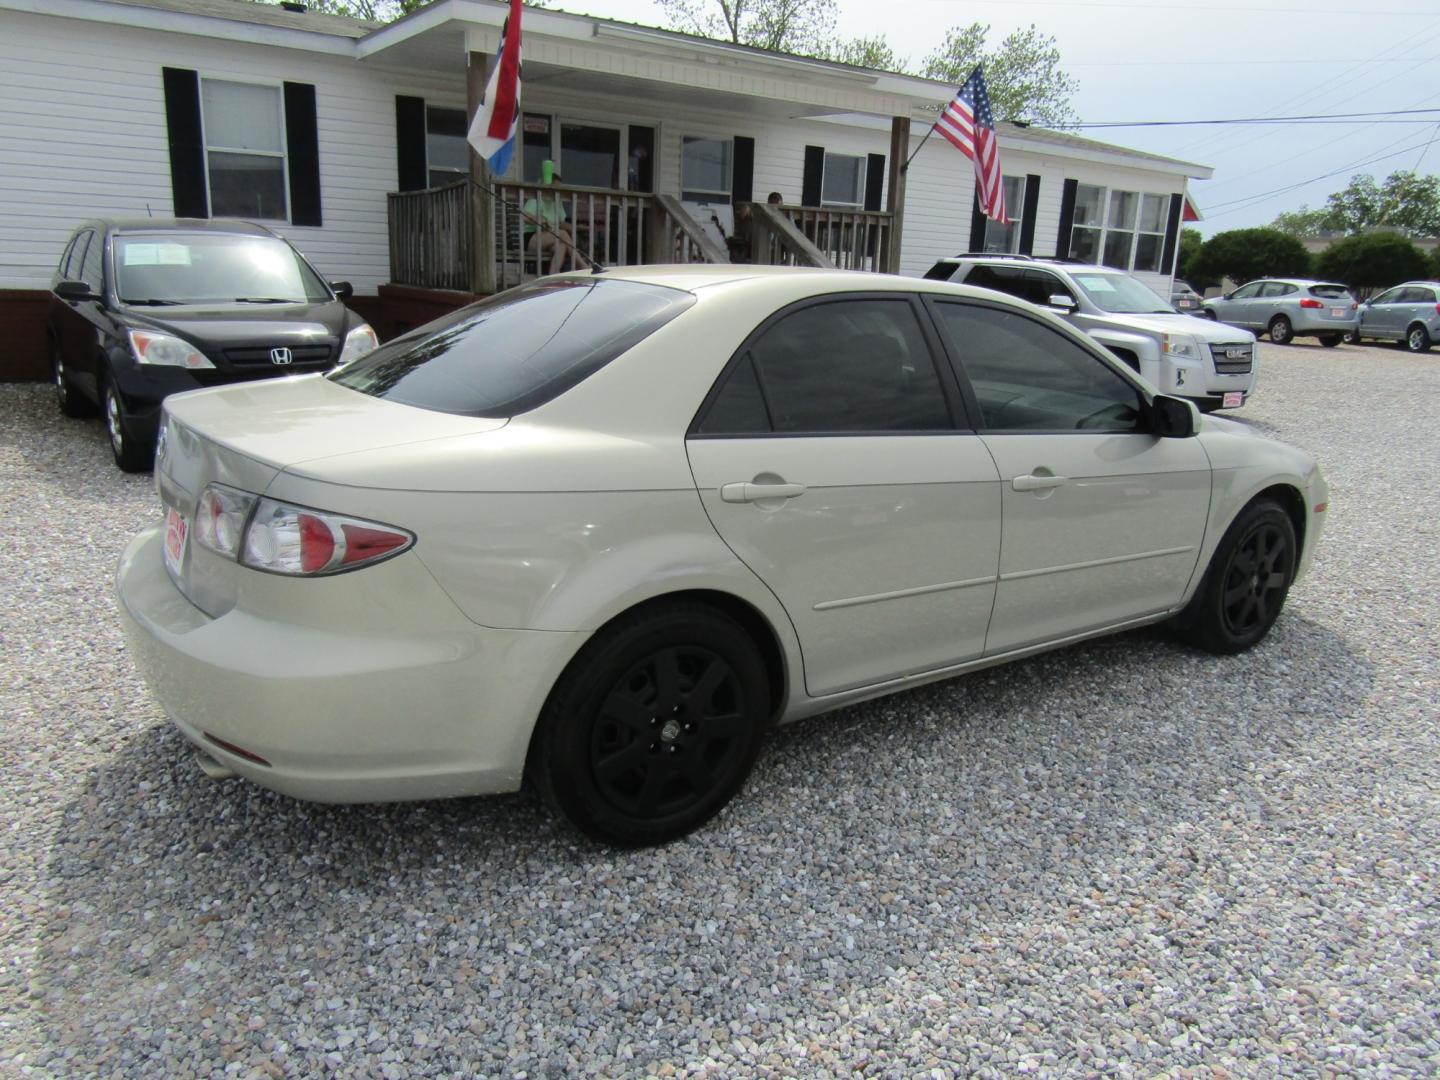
[330,280,354,301]
[1048,294,1077,313]
[1147,394,1197,438]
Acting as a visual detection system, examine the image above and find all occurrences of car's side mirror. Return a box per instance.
[1147,394,1197,438]
[1048,294,1077,313]
[55,280,98,303]
[330,280,354,300]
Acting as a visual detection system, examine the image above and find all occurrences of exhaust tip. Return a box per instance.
[194,747,238,781]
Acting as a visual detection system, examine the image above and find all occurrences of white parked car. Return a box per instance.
[117,267,1329,846]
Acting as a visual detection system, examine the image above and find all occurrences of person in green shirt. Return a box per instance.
[522,175,574,275]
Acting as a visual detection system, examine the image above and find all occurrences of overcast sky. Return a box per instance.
[549,0,1440,236]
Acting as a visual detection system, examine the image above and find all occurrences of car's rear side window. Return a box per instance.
[331,279,694,418]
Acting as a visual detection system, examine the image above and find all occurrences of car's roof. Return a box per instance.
[1256,278,1347,287]
[85,218,281,237]
[930,255,1127,275]
[551,264,949,294]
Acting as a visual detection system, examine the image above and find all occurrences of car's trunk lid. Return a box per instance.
[154,375,507,616]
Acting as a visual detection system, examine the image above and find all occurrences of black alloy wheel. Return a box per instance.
[532,603,770,847]
[1406,324,1431,353]
[52,345,93,418]
[1174,498,1296,655]
[103,375,153,473]
[1269,316,1293,345]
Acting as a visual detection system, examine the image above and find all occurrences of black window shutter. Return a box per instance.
[969,193,987,252]
[864,153,885,212]
[801,145,824,207]
[732,136,755,203]
[1018,173,1041,254]
[1055,178,1079,258]
[162,67,208,219]
[284,82,322,226]
[395,95,427,192]
[1161,193,1184,272]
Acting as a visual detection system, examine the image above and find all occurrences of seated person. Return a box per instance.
[522,177,574,275]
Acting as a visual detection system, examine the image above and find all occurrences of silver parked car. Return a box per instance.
[1202,279,1358,346]
[1171,279,1204,314]
[1354,281,1440,353]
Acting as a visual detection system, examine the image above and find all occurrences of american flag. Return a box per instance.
[937,66,1007,223]
[466,0,523,175]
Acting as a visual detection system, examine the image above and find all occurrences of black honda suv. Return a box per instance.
[48,218,377,471]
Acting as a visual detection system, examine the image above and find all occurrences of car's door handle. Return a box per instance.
[720,481,807,503]
[1012,473,1068,492]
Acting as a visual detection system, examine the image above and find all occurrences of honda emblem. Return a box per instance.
[270,347,293,366]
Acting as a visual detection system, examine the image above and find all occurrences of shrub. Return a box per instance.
[1316,232,1429,299]
[1188,228,1312,287]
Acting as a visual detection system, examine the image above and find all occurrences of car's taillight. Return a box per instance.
[194,483,256,559]
[242,498,413,576]
[1299,297,1325,309]
[1434,303,1440,316]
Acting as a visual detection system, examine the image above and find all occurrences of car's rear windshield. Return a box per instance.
[330,278,695,418]
[1308,284,1352,300]
[112,232,331,305]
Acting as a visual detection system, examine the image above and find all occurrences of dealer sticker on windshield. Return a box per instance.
[163,506,188,576]
[1222,391,1244,408]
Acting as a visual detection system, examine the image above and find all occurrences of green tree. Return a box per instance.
[1431,245,1440,280]
[1320,171,1440,236]
[1177,227,1205,286]
[921,23,1079,129]
[1270,204,1338,240]
[655,0,837,53]
[1316,232,1429,299]
[1189,228,1312,287]
[814,34,906,72]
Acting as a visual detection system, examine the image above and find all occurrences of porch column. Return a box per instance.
[467,51,498,296]
[884,115,909,275]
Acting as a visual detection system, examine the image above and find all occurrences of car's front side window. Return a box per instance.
[694,297,953,435]
[934,301,1142,433]
[1231,282,1264,299]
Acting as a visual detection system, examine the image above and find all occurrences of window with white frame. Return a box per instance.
[982,176,1027,252]
[821,152,865,208]
[1068,184,1169,272]
[681,136,731,201]
[201,79,288,220]
[426,106,469,188]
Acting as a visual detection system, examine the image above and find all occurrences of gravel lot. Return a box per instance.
[2,340,1437,1078]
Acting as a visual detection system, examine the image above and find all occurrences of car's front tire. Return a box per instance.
[1269,316,1293,345]
[1173,498,1297,655]
[1405,324,1431,353]
[52,344,94,419]
[103,375,154,473]
[531,602,771,847]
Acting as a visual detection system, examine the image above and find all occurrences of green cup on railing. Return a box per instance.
[541,159,554,184]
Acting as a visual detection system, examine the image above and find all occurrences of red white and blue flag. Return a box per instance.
[466,0,522,175]
[937,66,1007,223]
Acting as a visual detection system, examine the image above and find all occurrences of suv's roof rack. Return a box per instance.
[949,252,1034,261]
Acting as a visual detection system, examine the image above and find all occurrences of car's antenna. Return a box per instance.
[472,177,607,278]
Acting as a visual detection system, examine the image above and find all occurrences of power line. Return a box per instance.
[1074,107,1440,129]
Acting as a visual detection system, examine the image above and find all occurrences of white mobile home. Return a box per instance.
[0,0,1211,378]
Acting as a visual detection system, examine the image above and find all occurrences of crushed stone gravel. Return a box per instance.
[1,339,1437,1077]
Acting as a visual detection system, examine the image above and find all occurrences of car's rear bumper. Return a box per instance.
[115,526,583,803]
[1290,311,1359,335]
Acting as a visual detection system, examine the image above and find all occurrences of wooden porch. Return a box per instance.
[385,179,902,295]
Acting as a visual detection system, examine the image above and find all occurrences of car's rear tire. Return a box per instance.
[1172,498,1296,655]
[1405,324,1431,353]
[103,375,153,473]
[1320,333,1343,348]
[52,344,94,418]
[1269,316,1293,345]
[530,602,771,847]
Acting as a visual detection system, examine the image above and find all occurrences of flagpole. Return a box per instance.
[900,120,939,174]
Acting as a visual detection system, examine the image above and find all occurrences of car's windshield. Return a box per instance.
[330,278,695,418]
[112,233,331,305]
[1071,272,1174,314]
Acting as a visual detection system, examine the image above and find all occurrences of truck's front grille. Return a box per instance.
[1209,342,1254,374]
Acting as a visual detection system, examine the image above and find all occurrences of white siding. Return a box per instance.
[1,7,1192,294]
[0,8,462,292]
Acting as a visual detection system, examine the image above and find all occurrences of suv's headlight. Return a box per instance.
[128,329,215,369]
[338,323,378,365]
[1161,334,1202,360]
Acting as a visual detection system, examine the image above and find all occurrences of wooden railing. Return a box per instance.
[386,181,470,292]
[386,183,894,291]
